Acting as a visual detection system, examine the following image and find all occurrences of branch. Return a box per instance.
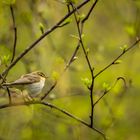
[0,101,107,140]
[93,77,127,107]
[82,0,99,24]
[94,38,140,79]
[1,0,91,77]
[40,81,57,100]
[6,87,12,104]
[66,0,99,73]
[71,1,98,128]
[10,5,17,63]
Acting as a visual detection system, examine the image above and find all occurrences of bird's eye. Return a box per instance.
[39,72,44,77]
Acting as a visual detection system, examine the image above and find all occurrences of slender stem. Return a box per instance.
[41,81,57,100]
[93,77,127,107]
[10,5,17,63]
[94,38,140,79]
[0,75,12,104]
[71,2,96,128]
[6,87,12,104]
[82,0,99,24]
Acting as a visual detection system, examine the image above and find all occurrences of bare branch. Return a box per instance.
[94,38,140,79]
[82,0,99,24]
[71,1,97,128]
[6,87,12,104]
[10,5,17,63]
[93,77,127,107]
[0,101,107,140]
[41,81,57,100]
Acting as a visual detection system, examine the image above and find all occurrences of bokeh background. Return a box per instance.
[0,0,140,140]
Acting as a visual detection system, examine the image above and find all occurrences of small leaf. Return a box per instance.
[103,82,111,91]
[120,44,128,52]
[70,34,80,40]
[114,60,122,64]
[81,77,92,88]
[81,33,85,38]
[39,22,44,33]
[86,48,90,54]
[78,14,86,21]
[39,23,44,28]
[2,55,10,65]
[63,18,72,24]
[59,18,72,27]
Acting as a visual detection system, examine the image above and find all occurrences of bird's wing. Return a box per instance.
[3,74,40,86]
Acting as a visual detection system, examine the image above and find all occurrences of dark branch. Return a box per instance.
[82,0,99,24]
[94,38,140,79]
[6,87,12,104]
[93,77,127,107]
[10,5,17,63]
[0,101,106,140]
[71,0,98,128]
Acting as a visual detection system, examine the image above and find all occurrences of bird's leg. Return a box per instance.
[22,90,34,102]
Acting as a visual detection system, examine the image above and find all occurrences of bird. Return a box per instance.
[2,71,48,100]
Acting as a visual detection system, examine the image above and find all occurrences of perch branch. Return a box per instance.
[0,101,106,140]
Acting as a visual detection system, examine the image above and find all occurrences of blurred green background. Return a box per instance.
[0,0,140,140]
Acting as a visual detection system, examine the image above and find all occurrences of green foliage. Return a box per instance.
[0,45,11,67]
[78,14,86,21]
[81,77,92,88]
[114,59,122,65]
[102,82,111,91]
[39,22,44,33]
[120,44,128,52]
[61,18,72,27]
[1,55,10,65]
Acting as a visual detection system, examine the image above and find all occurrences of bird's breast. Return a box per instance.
[27,78,45,96]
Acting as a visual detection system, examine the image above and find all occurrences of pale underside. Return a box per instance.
[3,74,45,97]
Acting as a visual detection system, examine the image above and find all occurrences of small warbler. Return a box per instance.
[2,71,48,99]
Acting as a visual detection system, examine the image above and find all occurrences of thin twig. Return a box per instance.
[0,75,12,104]
[6,87,12,104]
[66,0,99,70]
[71,2,95,128]
[94,38,140,79]
[82,0,99,24]
[41,81,57,100]
[10,5,17,63]
[93,77,127,107]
